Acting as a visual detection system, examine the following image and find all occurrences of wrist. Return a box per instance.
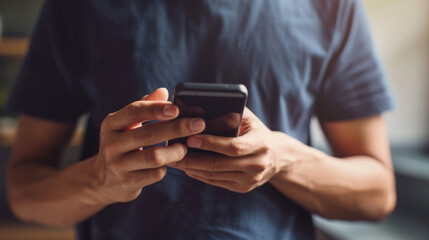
[80,155,111,207]
[270,131,318,176]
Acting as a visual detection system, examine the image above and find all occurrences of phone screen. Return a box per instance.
[168,87,247,147]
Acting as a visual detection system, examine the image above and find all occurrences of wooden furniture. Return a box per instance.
[0,37,29,57]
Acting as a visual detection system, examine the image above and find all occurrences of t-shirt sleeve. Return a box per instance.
[7,0,91,122]
[316,0,395,122]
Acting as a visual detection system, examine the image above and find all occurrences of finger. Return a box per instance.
[185,172,238,192]
[115,118,205,152]
[116,143,187,172]
[144,88,169,101]
[185,169,242,182]
[106,101,179,131]
[174,152,256,172]
[186,133,262,157]
[126,166,168,188]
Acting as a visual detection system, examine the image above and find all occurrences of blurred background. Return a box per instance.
[0,0,428,239]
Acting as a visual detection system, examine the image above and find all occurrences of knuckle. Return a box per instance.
[230,140,247,156]
[264,158,273,170]
[173,119,188,135]
[210,159,221,171]
[260,144,271,153]
[259,143,272,157]
[149,147,164,167]
[172,148,186,162]
[249,161,266,172]
[176,144,187,159]
[101,113,117,132]
[261,156,273,169]
[250,174,263,184]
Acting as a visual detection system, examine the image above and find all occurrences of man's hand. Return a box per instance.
[7,88,206,226]
[172,108,288,193]
[172,107,396,221]
[91,88,205,204]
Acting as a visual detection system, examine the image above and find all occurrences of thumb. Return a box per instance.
[141,88,169,101]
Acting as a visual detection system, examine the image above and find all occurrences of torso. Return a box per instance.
[75,1,341,239]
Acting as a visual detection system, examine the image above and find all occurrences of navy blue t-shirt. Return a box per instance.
[8,0,394,239]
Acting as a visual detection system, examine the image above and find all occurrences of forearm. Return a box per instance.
[7,156,106,227]
[269,132,396,221]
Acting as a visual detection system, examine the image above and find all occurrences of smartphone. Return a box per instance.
[168,82,248,148]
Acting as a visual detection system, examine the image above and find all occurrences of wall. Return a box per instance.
[366,0,429,147]
[0,0,44,36]
[312,0,429,149]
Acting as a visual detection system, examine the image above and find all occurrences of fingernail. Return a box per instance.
[188,136,202,148]
[163,105,177,116]
[190,119,205,132]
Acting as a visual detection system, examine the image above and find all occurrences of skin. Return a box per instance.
[174,108,396,221]
[7,88,396,226]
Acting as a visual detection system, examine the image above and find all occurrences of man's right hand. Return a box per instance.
[91,88,205,204]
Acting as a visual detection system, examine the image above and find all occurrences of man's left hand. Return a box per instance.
[173,107,289,193]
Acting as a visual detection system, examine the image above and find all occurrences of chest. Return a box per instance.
[80,0,329,126]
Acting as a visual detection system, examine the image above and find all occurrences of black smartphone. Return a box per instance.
[168,82,248,147]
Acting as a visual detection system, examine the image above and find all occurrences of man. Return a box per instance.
[7,0,396,239]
